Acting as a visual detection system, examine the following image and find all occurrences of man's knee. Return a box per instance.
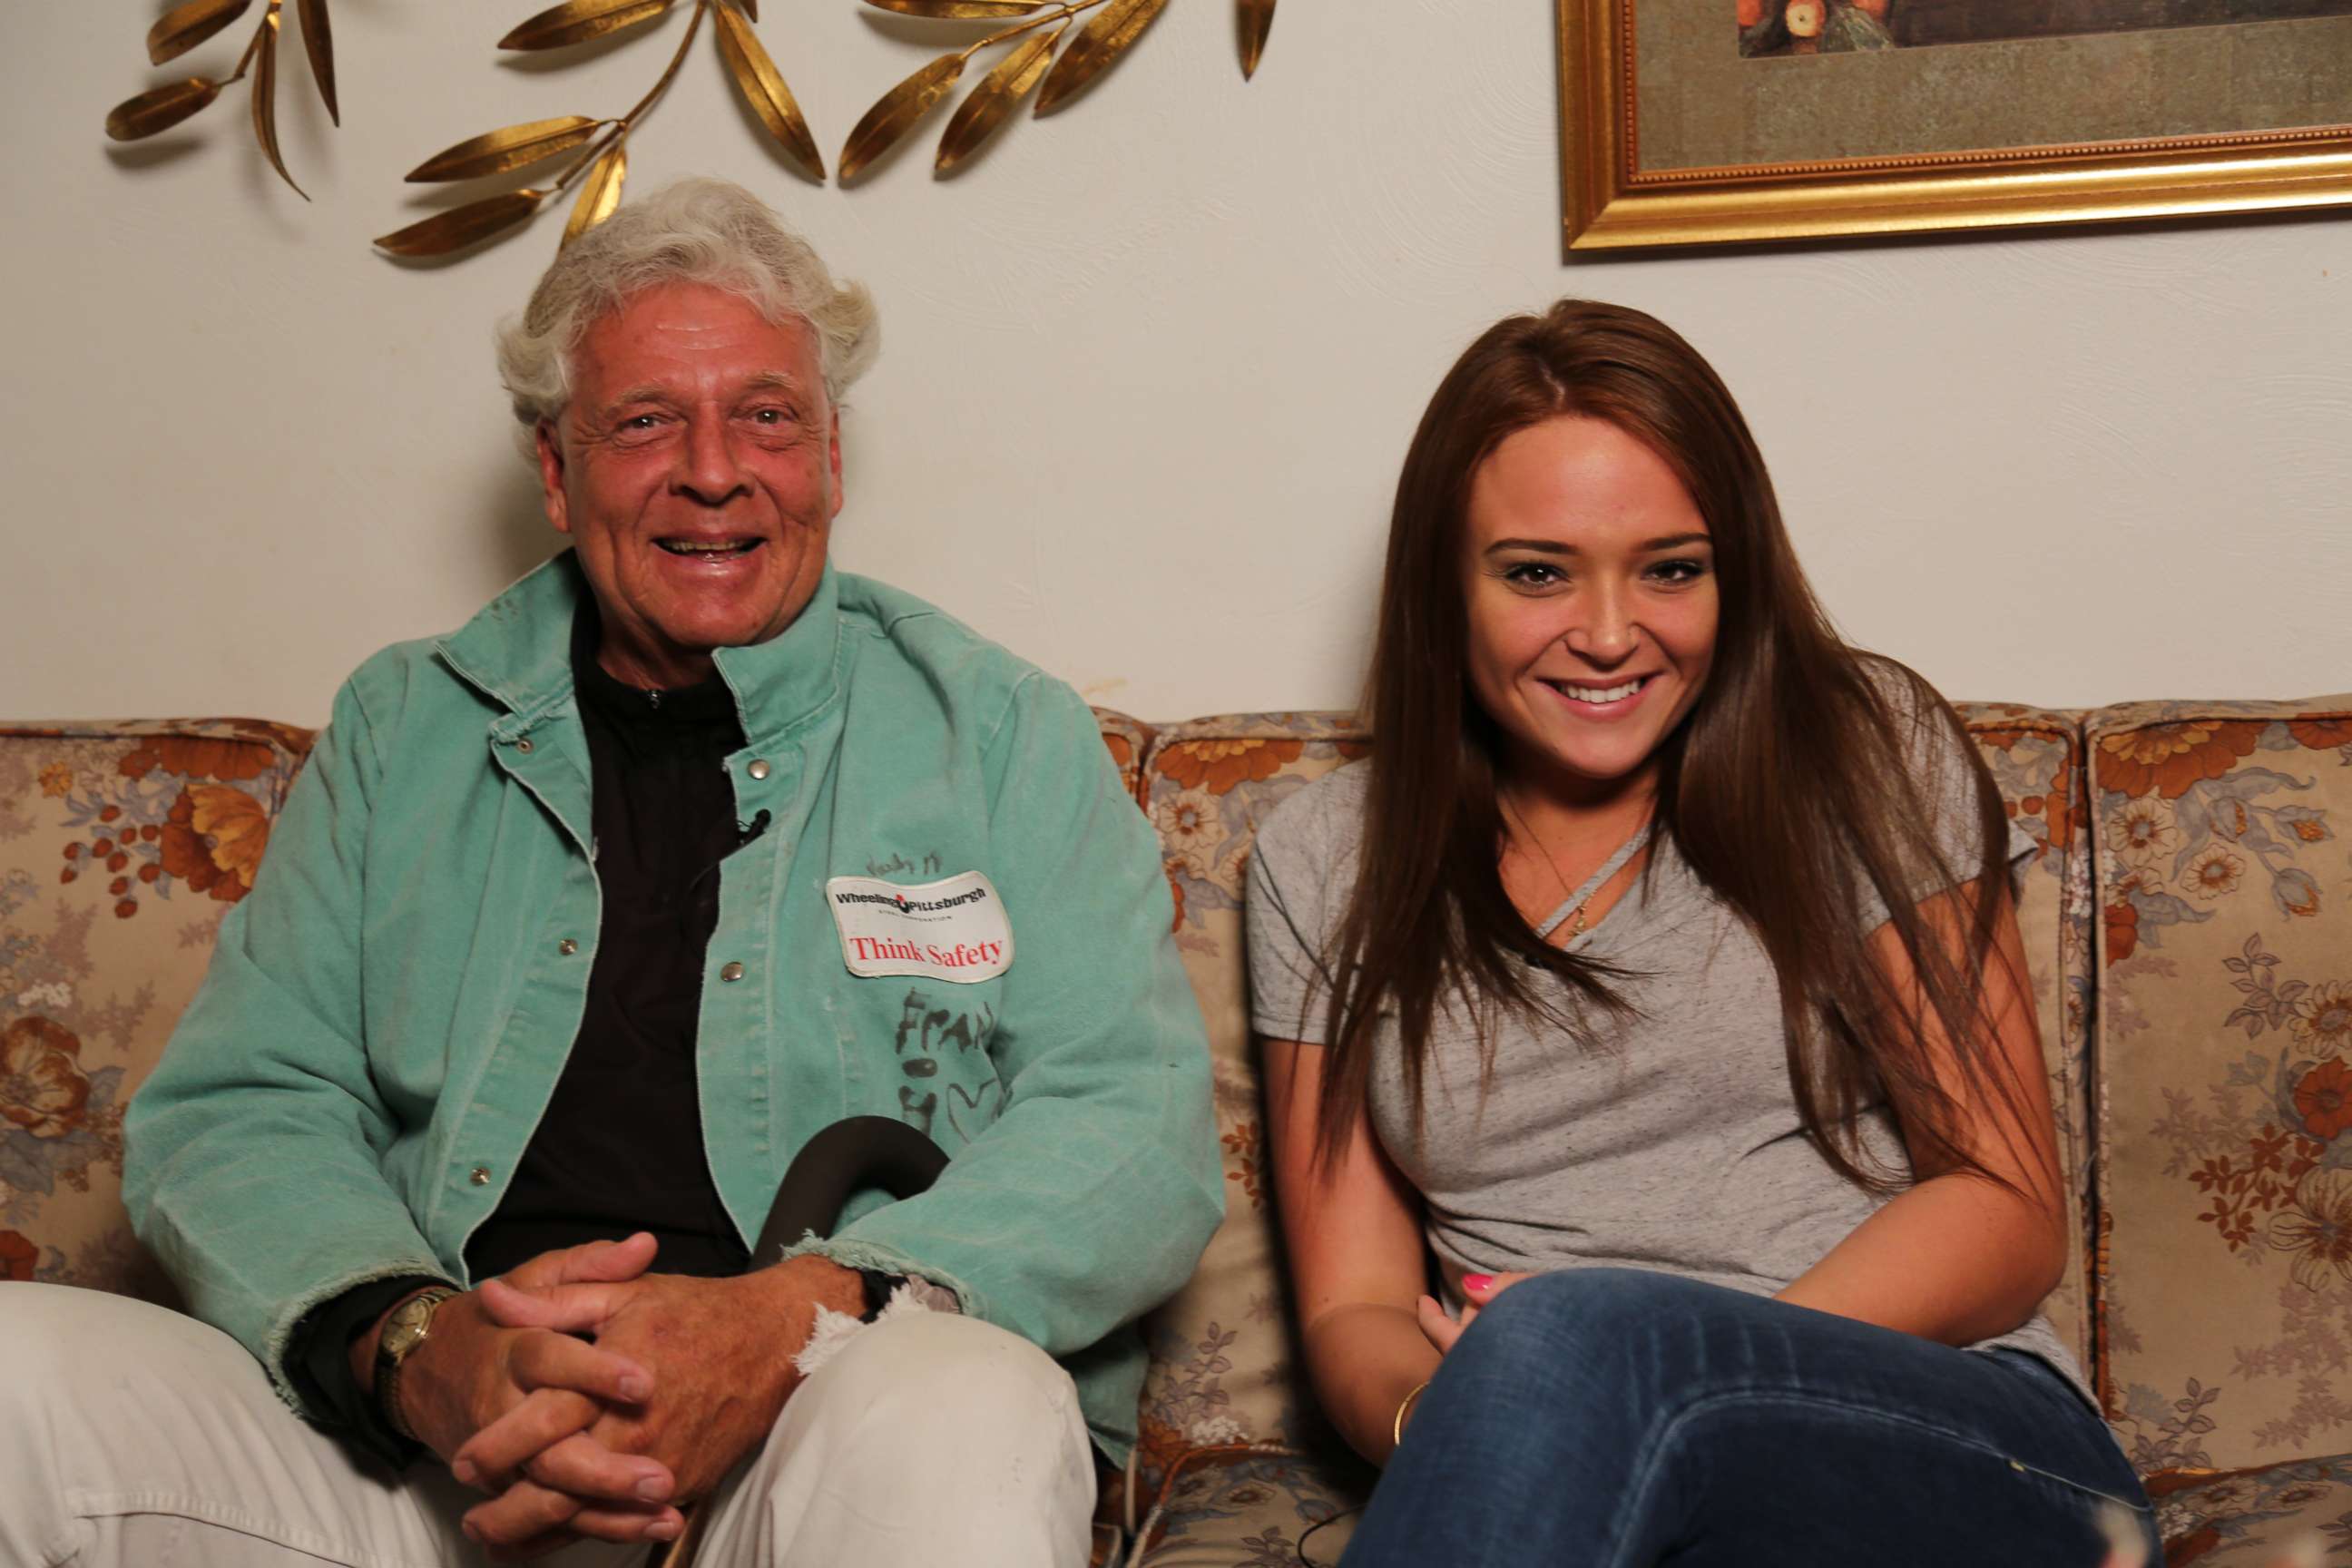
[799,1308,1086,1461]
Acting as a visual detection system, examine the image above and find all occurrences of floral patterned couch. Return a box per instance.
[4,694,2348,1567]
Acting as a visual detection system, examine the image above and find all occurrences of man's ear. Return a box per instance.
[826,407,845,522]
[534,421,572,535]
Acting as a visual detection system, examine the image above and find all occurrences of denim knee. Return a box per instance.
[1452,1269,1745,1419]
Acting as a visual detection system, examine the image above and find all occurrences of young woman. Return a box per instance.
[1245,302,2158,1564]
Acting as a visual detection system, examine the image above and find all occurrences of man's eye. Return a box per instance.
[750,407,788,425]
[620,415,662,431]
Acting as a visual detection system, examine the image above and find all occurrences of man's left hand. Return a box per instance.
[453,1254,867,1541]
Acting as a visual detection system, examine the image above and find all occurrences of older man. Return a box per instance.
[0,180,1220,1566]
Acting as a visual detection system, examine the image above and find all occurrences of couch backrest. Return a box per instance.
[2083,696,2352,1475]
[0,720,313,1299]
[12,695,2351,1486]
[1125,703,2103,1498]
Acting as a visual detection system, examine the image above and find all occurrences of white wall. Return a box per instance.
[7,0,2349,725]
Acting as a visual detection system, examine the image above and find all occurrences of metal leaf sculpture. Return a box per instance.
[297,0,338,123]
[106,0,336,197]
[1238,0,1273,79]
[379,0,827,258]
[147,0,252,66]
[377,191,552,257]
[839,54,965,182]
[713,2,825,180]
[499,0,675,52]
[935,24,1062,173]
[407,117,608,183]
[108,0,1276,254]
[249,2,304,199]
[849,0,1267,180]
[565,144,630,243]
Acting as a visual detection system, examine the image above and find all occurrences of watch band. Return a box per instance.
[854,1267,904,1323]
[377,1286,459,1442]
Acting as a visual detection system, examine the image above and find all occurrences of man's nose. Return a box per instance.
[672,416,750,505]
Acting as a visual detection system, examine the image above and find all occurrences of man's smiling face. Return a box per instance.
[537,280,843,689]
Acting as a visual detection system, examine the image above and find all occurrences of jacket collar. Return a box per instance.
[436,550,846,747]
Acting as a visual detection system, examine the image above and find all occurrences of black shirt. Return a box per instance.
[290,607,751,1463]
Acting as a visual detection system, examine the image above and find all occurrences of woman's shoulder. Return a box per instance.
[1253,757,1374,868]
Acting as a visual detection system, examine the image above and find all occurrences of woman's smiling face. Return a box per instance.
[1460,415,1720,804]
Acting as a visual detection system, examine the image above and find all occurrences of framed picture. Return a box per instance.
[1557,0,2352,249]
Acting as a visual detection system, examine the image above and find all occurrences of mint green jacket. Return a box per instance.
[123,555,1221,1460]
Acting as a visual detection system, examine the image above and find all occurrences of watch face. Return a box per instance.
[382,1293,442,1360]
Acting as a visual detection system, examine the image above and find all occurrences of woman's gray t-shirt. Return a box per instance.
[1244,717,2090,1405]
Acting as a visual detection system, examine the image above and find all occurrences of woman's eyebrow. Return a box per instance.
[1484,532,1711,554]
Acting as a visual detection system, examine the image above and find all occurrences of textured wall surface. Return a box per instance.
[5,0,2349,724]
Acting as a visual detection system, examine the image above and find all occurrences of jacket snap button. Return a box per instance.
[514,737,534,754]
[720,961,746,982]
[747,759,770,780]
[469,1166,491,1186]
[558,938,578,956]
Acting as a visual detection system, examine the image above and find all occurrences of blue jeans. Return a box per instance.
[1343,1269,2158,1567]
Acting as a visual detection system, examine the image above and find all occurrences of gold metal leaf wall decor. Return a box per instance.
[378,0,829,258]
[106,0,338,198]
[106,0,1277,259]
[845,0,1269,181]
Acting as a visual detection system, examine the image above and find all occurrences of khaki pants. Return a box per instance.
[0,1283,1095,1568]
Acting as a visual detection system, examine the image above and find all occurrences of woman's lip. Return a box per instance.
[1539,674,1659,720]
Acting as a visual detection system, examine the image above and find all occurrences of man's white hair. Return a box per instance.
[495,177,879,432]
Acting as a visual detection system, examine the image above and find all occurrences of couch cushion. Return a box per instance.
[1128,703,2095,1510]
[1131,714,1369,1492]
[2145,1452,2352,1565]
[0,720,313,1302]
[1958,703,2099,1377]
[1132,1448,1364,1568]
[2088,695,2352,1473]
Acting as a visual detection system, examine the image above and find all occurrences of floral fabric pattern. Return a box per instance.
[1132,1450,1365,1568]
[1130,713,1367,1519]
[2145,1455,2352,1565]
[0,720,311,1304]
[2092,696,2352,1476]
[13,689,2352,1568]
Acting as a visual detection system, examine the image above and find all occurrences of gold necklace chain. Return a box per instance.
[1500,791,1591,940]
[1500,791,1649,944]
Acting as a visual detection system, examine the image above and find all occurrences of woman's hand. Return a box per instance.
[1416,1272,1534,1356]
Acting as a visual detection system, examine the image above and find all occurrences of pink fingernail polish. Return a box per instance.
[1463,1273,1495,1294]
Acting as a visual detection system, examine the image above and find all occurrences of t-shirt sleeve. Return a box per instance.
[1855,662,2040,934]
[1244,772,1359,1044]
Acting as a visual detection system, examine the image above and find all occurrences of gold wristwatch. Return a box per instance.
[375,1286,459,1441]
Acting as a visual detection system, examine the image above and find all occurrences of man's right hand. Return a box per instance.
[353,1235,687,1553]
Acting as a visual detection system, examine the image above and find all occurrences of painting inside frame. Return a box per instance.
[1740,0,2352,60]
[1559,0,2352,248]
[1634,0,2352,173]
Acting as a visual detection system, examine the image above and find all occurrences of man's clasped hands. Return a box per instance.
[358,1234,867,1561]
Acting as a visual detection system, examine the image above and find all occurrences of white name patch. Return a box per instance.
[825,871,1014,985]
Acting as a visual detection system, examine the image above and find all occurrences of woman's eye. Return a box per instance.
[1504,562,1564,587]
[1649,558,1709,583]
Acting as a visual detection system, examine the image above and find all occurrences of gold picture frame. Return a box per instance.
[1558,0,2352,250]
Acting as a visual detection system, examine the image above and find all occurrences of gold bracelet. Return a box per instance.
[1392,1379,1432,1450]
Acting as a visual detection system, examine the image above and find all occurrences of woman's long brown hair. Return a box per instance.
[1314,300,2034,1197]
